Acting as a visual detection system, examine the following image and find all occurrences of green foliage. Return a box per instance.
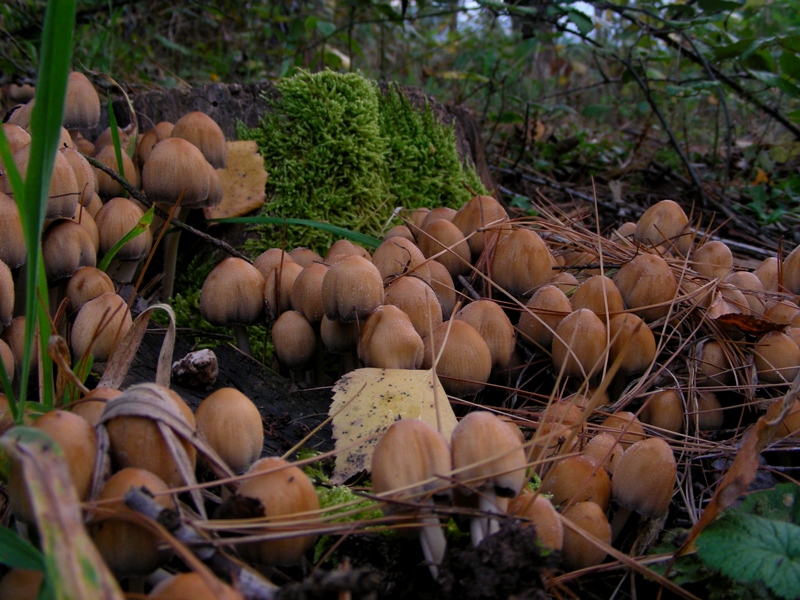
[237,70,485,256]
[0,525,44,571]
[652,484,800,600]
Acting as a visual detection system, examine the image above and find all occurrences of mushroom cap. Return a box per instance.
[0,191,26,269]
[290,261,329,325]
[0,259,13,327]
[754,330,800,384]
[371,418,452,505]
[41,218,97,283]
[142,137,211,207]
[451,195,509,259]
[1,123,31,154]
[171,111,228,169]
[540,455,611,511]
[262,260,304,319]
[136,121,173,166]
[608,312,656,375]
[90,467,174,578]
[63,71,100,130]
[252,248,296,279]
[321,254,384,323]
[195,387,264,474]
[691,240,733,280]
[5,145,79,219]
[147,572,243,600]
[384,275,443,339]
[288,246,323,268]
[695,338,734,387]
[450,411,527,498]
[416,218,472,278]
[582,433,624,475]
[320,315,360,354]
[426,259,457,320]
[784,242,800,295]
[359,304,424,370]
[518,284,572,351]
[94,196,153,261]
[490,228,553,298]
[422,320,493,397]
[237,457,321,567]
[93,144,139,198]
[199,257,265,326]
[371,236,430,284]
[551,308,608,379]
[613,253,678,322]
[612,437,676,518]
[271,310,318,370]
[65,265,115,315]
[454,299,516,370]
[571,275,625,322]
[104,385,197,488]
[635,199,691,255]
[640,389,684,437]
[0,340,14,385]
[508,491,564,551]
[561,501,611,570]
[71,292,132,362]
[598,411,647,449]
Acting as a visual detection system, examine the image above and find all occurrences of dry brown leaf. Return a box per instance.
[0,427,124,599]
[329,368,458,484]
[203,140,268,220]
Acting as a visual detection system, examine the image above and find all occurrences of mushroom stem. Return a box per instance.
[419,516,446,580]
[106,258,140,284]
[610,505,632,543]
[161,206,189,300]
[471,493,508,547]
[232,324,252,356]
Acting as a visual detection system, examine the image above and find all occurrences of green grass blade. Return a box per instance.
[98,205,155,271]
[106,93,127,193]
[209,216,383,248]
[0,524,45,571]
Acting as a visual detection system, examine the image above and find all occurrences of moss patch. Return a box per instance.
[238,70,486,256]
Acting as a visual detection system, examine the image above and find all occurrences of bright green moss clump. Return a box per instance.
[238,70,486,256]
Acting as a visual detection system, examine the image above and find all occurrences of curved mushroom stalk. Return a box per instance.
[419,514,447,579]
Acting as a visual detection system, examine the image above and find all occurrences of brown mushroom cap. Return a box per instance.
[95,196,152,261]
[422,320,493,397]
[454,299,516,370]
[451,195,509,259]
[93,144,139,198]
[63,71,100,130]
[195,387,264,474]
[371,236,430,283]
[490,228,553,298]
[754,330,800,384]
[262,260,304,319]
[608,312,656,376]
[321,254,384,323]
[691,240,733,280]
[142,137,211,207]
[508,491,564,552]
[426,259,457,321]
[0,340,14,384]
[89,467,174,578]
[288,246,323,268]
[0,259,13,327]
[612,437,676,518]
[41,218,97,283]
[272,310,318,370]
[64,265,115,315]
[71,292,132,362]
[237,457,321,567]
[417,218,472,278]
[551,308,608,379]
[200,257,265,326]
[571,275,625,322]
[695,338,735,387]
[599,411,647,449]
[613,253,678,322]
[518,284,572,351]
[540,455,611,511]
[359,304,424,369]
[290,261,330,325]
[582,433,624,475]
[5,145,79,219]
[171,111,228,169]
[640,389,684,437]
[0,191,26,269]
[561,501,611,570]
[384,275,444,339]
[634,199,691,255]
[785,242,800,295]
[136,121,173,166]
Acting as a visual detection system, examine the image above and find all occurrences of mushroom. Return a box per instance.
[561,501,612,570]
[570,275,625,323]
[539,455,611,511]
[416,218,472,278]
[147,572,243,600]
[0,191,26,270]
[71,292,132,363]
[490,228,553,298]
[321,254,384,323]
[610,436,676,542]
[89,467,175,578]
[62,71,100,132]
[508,491,564,552]
[195,387,263,474]
[450,411,527,546]
[271,310,318,375]
[454,299,516,370]
[634,199,691,256]
[93,143,139,199]
[426,259,458,321]
[691,240,733,280]
[422,320,492,398]
[608,312,656,376]
[451,195,509,260]
[551,308,608,380]
[613,253,678,323]
[359,304,424,370]
[199,257,265,355]
[640,389,684,437]
[290,261,330,325]
[171,111,228,169]
[94,196,153,282]
[371,418,452,578]
[518,284,572,351]
[384,275,443,339]
[236,457,321,567]
[0,259,13,328]
[784,242,800,295]
[64,265,115,316]
[371,236,430,283]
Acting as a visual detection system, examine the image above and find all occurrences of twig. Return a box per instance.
[83,155,251,262]
[124,486,278,600]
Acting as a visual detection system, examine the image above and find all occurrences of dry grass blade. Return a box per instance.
[0,427,124,599]
[47,334,91,403]
[98,303,176,389]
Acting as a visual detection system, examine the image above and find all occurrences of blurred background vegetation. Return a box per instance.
[3,0,800,233]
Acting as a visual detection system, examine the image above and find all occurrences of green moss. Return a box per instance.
[238,70,486,256]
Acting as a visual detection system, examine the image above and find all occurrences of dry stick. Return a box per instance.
[124,486,279,600]
[615,53,708,206]
[83,154,251,262]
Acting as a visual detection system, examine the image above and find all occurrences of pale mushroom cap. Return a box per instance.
[41,218,97,282]
[272,310,318,369]
[94,196,152,260]
[551,308,608,379]
[691,240,733,280]
[0,260,13,327]
[371,236,430,283]
[65,265,115,314]
[518,284,572,350]
[454,299,516,370]
[570,275,625,322]
[321,254,384,323]
[490,228,553,298]
[417,218,472,278]
[608,312,656,375]
[426,259,457,320]
[384,275,444,339]
[540,455,612,511]
[451,195,509,258]
[613,253,678,322]
[612,437,676,518]
[635,199,691,255]
[0,191,26,269]
[290,261,330,325]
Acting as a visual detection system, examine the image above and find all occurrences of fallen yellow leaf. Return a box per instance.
[203,140,268,221]
[329,368,458,484]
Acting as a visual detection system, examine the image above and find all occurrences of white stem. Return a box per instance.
[471,493,509,547]
[161,206,189,300]
[232,324,252,356]
[419,516,446,579]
